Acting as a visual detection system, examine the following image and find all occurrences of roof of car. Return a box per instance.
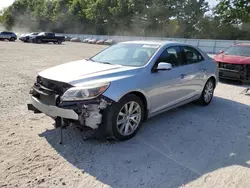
[0,31,13,33]
[121,40,186,46]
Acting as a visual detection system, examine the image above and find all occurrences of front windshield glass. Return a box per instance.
[224,46,250,57]
[91,43,160,67]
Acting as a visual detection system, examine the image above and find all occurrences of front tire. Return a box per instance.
[9,37,15,42]
[100,94,145,141]
[198,78,215,106]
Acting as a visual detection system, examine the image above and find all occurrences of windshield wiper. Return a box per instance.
[87,59,112,65]
[99,61,111,65]
[86,58,94,61]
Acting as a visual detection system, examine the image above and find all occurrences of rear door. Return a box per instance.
[179,45,207,96]
[48,33,56,42]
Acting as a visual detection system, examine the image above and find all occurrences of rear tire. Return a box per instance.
[58,41,62,44]
[36,39,42,44]
[198,78,215,106]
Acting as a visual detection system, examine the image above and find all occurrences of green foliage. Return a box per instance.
[215,0,250,24]
[1,0,250,39]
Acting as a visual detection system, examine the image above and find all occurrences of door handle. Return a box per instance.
[201,68,207,72]
[180,74,186,79]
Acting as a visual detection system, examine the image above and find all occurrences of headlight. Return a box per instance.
[61,83,110,101]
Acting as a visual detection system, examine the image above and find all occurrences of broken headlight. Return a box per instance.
[61,83,110,101]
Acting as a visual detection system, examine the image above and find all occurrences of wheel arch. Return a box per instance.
[119,91,149,120]
[208,76,217,88]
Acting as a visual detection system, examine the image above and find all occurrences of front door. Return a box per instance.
[149,46,189,114]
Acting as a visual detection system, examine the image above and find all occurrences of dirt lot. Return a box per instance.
[0,41,250,188]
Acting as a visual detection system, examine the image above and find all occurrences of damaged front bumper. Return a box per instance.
[28,96,79,120]
[27,84,112,130]
[218,62,250,83]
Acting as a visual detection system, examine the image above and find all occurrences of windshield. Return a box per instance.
[224,46,250,57]
[90,43,160,67]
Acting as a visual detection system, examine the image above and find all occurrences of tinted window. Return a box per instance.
[47,33,54,36]
[183,46,204,64]
[157,46,182,67]
[224,45,250,57]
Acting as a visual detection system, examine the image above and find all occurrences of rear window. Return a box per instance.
[224,46,250,57]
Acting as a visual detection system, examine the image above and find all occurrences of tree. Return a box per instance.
[215,0,250,24]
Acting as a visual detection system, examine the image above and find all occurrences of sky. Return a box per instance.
[0,0,218,11]
[0,0,15,10]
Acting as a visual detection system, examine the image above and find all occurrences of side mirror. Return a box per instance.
[156,62,172,71]
[220,50,224,54]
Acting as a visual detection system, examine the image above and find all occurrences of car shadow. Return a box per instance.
[25,42,66,45]
[39,96,250,188]
[219,78,243,86]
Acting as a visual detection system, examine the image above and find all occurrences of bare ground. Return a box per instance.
[0,41,250,188]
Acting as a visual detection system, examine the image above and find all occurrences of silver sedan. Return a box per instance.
[28,41,218,141]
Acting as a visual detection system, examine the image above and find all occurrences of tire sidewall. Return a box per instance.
[111,94,145,141]
[201,79,215,105]
[36,39,42,43]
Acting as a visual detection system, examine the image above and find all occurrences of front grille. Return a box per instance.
[219,62,244,71]
[246,65,250,80]
[36,76,72,95]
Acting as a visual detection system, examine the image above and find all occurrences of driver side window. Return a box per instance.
[183,46,204,64]
[157,46,182,67]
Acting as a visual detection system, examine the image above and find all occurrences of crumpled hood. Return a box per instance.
[38,59,141,86]
[214,54,250,64]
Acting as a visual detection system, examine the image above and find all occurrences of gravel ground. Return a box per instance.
[0,41,250,188]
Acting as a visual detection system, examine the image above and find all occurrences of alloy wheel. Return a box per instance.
[116,101,142,136]
[204,81,214,103]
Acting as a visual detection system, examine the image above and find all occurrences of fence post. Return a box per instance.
[213,40,217,54]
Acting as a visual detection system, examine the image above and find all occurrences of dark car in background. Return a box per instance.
[214,43,250,83]
[19,32,39,42]
[0,31,17,41]
[30,32,65,44]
